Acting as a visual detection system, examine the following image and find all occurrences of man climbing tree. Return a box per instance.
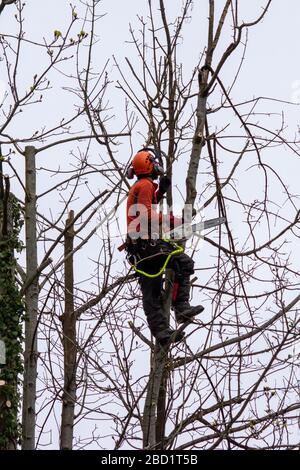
[124,148,204,347]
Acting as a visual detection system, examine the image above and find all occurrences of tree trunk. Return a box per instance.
[60,210,76,450]
[142,270,173,449]
[155,270,174,449]
[185,69,209,209]
[185,0,216,209]
[22,146,38,450]
[0,169,19,450]
[142,347,166,448]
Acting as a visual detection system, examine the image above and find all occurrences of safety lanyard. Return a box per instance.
[132,239,184,278]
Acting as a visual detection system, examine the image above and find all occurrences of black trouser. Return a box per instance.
[127,239,194,337]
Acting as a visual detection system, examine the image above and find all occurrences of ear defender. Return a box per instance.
[153,161,164,176]
[126,166,135,179]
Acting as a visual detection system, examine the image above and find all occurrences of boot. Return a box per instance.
[174,302,204,324]
[156,328,185,347]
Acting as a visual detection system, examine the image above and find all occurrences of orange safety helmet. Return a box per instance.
[132,150,154,175]
[127,148,164,179]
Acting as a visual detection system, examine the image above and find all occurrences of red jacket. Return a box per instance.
[127,177,179,239]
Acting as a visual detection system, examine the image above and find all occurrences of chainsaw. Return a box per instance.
[164,216,226,241]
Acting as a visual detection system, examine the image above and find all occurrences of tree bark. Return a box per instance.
[22,146,38,450]
[154,270,174,449]
[142,270,173,449]
[0,170,17,450]
[142,347,166,448]
[60,210,76,450]
[185,0,217,209]
[185,70,209,209]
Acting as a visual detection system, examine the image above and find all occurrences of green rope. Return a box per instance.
[132,239,184,278]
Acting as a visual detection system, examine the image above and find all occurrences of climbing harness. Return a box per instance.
[128,239,184,279]
[124,217,226,278]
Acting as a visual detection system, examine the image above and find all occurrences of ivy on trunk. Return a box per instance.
[0,170,24,450]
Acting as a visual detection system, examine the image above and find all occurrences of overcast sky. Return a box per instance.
[1,0,300,449]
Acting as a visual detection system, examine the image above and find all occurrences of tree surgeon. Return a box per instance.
[124,148,204,347]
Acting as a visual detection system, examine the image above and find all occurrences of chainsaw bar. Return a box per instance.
[166,216,226,240]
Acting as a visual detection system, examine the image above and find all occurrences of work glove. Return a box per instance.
[158,175,171,194]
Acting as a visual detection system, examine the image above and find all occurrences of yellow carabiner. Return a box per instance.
[132,239,184,278]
